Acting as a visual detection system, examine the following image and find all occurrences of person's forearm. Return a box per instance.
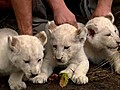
[11,0,33,35]
[97,0,113,11]
[47,0,67,12]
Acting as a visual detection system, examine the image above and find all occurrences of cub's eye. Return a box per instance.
[114,30,117,33]
[38,59,41,62]
[24,61,30,63]
[64,46,70,49]
[53,45,57,49]
[106,33,111,36]
[80,37,84,42]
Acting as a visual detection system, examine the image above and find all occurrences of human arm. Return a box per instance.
[47,0,78,28]
[11,0,33,35]
[92,0,113,18]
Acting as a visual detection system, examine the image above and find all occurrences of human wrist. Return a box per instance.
[97,0,113,12]
[19,27,33,35]
[17,17,33,35]
[48,0,67,13]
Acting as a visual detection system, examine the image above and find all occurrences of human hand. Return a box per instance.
[53,7,78,28]
[91,6,112,18]
[91,0,112,18]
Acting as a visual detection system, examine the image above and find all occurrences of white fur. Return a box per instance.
[0,28,47,90]
[31,21,89,84]
[83,14,120,74]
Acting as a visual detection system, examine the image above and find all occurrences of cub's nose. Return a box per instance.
[56,57,63,62]
[30,73,38,78]
[56,58,62,62]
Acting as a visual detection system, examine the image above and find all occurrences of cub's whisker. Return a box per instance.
[91,60,110,72]
[90,51,119,73]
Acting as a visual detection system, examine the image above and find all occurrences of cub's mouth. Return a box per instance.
[117,46,120,52]
[56,59,68,65]
[107,46,118,50]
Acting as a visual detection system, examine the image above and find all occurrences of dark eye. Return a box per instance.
[106,33,111,36]
[64,46,70,49]
[114,30,117,33]
[80,37,84,42]
[38,59,41,62]
[53,45,57,49]
[24,61,30,63]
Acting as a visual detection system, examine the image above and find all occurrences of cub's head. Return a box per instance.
[8,31,47,78]
[85,13,120,54]
[48,21,88,65]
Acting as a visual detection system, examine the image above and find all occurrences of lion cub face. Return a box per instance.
[8,32,47,78]
[48,21,88,65]
[85,15,120,55]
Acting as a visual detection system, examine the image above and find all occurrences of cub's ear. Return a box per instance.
[85,24,98,38]
[35,31,47,45]
[47,21,57,33]
[77,22,85,29]
[87,28,96,37]
[104,13,114,23]
[75,27,88,43]
[8,36,19,52]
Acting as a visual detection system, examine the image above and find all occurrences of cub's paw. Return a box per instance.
[60,69,73,78]
[30,73,48,84]
[72,74,88,84]
[115,66,120,74]
[9,81,26,90]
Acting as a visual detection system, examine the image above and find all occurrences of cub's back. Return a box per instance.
[0,28,18,49]
[0,28,18,37]
[0,28,18,70]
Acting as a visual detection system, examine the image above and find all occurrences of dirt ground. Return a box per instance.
[0,2,120,90]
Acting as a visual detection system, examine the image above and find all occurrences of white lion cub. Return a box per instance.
[31,21,89,84]
[0,28,47,90]
[84,13,120,74]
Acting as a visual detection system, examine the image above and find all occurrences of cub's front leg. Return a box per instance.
[59,63,78,79]
[8,71,26,90]
[113,54,120,74]
[31,42,56,84]
[31,57,56,84]
[71,49,89,84]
